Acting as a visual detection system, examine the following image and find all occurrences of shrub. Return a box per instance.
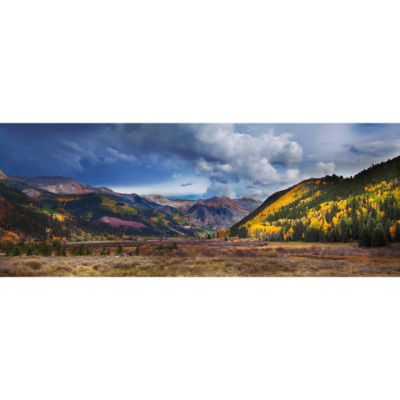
[358,228,372,247]
[396,223,400,242]
[52,241,62,250]
[55,246,67,256]
[37,243,52,256]
[116,245,124,256]
[156,242,178,251]
[100,247,110,256]
[12,246,22,256]
[25,261,42,270]
[371,226,387,247]
[169,242,178,250]
[113,262,137,269]
[72,245,89,256]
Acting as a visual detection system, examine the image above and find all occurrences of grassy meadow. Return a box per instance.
[1,239,400,277]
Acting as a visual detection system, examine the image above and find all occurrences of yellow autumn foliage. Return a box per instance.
[237,175,400,240]
[245,181,318,228]
[248,224,282,237]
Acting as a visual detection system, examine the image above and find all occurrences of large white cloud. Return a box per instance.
[193,125,303,165]
[116,124,304,197]
[189,124,303,192]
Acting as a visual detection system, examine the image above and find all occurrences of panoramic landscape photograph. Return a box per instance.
[0,123,399,276]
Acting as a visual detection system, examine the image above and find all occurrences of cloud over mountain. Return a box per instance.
[0,123,398,199]
[314,162,336,176]
[191,125,303,190]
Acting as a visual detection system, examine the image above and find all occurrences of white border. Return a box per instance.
[1,278,400,400]
[0,0,399,123]
[1,1,400,399]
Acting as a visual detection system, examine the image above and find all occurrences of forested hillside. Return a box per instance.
[0,175,259,241]
[231,156,400,246]
[0,181,200,241]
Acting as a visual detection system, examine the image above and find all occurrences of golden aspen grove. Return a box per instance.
[231,155,400,247]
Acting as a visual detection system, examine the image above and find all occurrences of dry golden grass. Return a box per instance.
[0,239,400,277]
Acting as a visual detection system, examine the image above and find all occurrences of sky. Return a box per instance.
[0,123,399,199]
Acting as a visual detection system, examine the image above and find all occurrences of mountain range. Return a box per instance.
[145,194,260,229]
[2,155,399,246]
[0,170,260,241]
[231,155,400,246]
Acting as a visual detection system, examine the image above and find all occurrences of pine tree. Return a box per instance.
[395,223,400,242]
[12,246,21,256]
[38,243,52,256]
[359,227,372,247]
[371,226,387,247]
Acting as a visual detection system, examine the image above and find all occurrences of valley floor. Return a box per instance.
[1,239,400,277]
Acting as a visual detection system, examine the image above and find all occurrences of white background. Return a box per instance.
[0,1,400,399]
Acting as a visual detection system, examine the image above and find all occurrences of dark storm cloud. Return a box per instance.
[0,124,175,185]
[0,123,304,186]
[0,123,399,198]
